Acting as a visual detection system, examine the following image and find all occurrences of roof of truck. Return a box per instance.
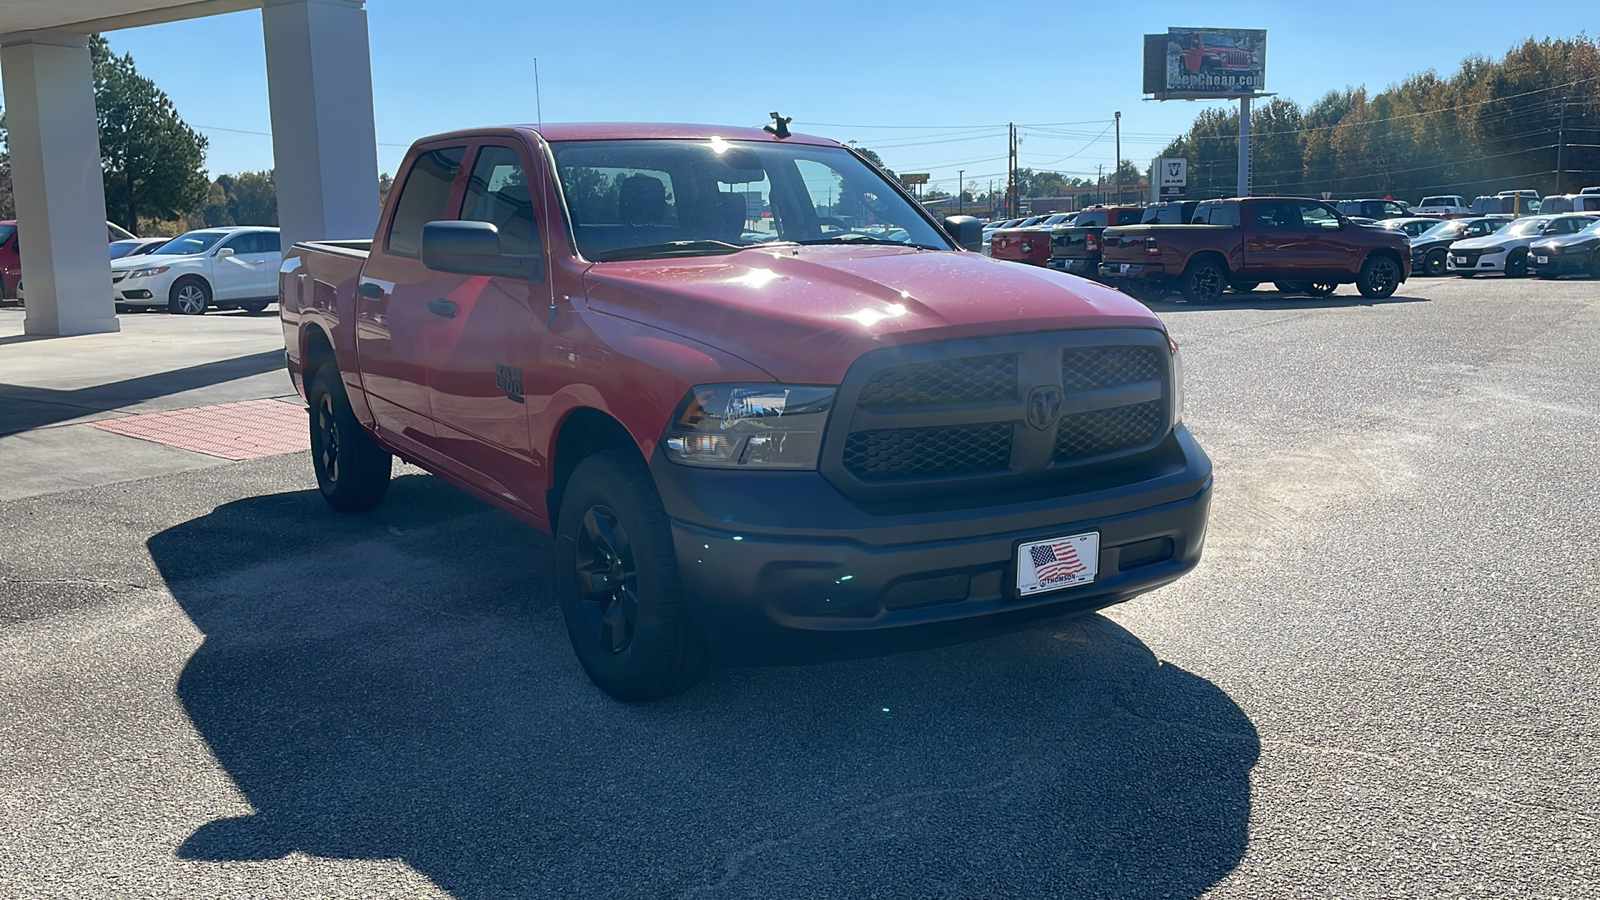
[512,122,841,147]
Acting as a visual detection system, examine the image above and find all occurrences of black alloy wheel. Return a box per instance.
[1356,256,1401,299]
[1181,260,1226,304]
[307,364,392,511]
[1506,250,1529,278]
[573,505,640,655]
[1425,248,1448,276]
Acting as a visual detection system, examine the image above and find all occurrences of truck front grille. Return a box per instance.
[857,354,1017,407]
[844,423,1013,479]
[1054,400,1164,462]
[825,331,1171,497]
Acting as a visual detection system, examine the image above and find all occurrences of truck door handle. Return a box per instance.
[356,282,384,301]
[428,298,458,318]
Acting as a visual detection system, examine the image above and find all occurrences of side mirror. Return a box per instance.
[214,247,235,258]
[942,215,984,252]
[421,220,540,279]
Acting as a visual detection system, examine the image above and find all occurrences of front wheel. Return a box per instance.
[1180,259,1227,304]
[1505,250,1528,278]
[308,364,392,511]
[1424,249,1447,277]
[556,449,709,702]
[1356,255,1401,299]
[168,277,211,315]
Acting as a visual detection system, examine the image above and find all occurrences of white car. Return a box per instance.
[109,226,282,314]
[1445,214,1596,277]
[1413,195,1469,218]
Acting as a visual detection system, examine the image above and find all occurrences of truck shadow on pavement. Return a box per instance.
[1145,291,1429,312]
[149,475,1259,899]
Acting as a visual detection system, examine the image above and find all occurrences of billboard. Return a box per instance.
[1143,28,1266,99]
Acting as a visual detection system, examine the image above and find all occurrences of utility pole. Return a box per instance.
[1113,111,1122,205]
[1097,164,1103,205]
[958,169,964,214]
[1006,123,1019,217]
[1556,96,1568,195]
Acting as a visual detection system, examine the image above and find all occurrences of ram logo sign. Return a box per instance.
[1160,159,1188,189]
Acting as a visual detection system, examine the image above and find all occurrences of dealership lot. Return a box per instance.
[2,275,1597,898]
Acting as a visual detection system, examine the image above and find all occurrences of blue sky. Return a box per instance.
[33,0,1593,196]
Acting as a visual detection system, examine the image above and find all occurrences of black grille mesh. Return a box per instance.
[857,354,1017,407]
[1054,401,1164,462]
[844,423,1013,480]
[1060,346,1163,392]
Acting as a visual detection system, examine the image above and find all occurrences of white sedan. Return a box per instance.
[109,226,282,314]
[1446,214,1595,277]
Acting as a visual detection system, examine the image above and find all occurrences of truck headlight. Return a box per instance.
[127,266,170,279]
[664,385,835,468]
[1168,335,1184,427]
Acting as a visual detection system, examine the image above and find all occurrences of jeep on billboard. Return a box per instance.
[1144,28,1266,99]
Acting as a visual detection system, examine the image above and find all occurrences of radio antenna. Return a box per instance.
[534,58,544,129]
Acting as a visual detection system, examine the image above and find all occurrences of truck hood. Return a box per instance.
[581,245,1164,384]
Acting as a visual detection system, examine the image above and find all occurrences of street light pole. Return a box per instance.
[1114,111,1122,205]
[958,169,964,214]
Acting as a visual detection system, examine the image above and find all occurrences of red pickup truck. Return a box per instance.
[280,123,1212,700]
[1099,197,1411,303]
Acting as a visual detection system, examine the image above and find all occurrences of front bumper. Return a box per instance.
[1446,251,1505,273]
[651,427,1212,664]
[1529,250,1593,275]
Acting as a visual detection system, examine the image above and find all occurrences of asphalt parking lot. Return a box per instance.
[2,274,1598,898]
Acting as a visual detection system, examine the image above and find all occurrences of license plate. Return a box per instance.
[1017,532,1100,597]
[1537,256,1548,264]
[1120,264,1131,274]
[1453,256,1466,263]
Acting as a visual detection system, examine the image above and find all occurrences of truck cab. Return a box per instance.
[279,123,1212,700]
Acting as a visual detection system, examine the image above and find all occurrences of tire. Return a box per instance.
[1180,259,1227,304]
[1121,280,1168,303]
[556,449,709,702]
[240,300,270,315]
[1589,253,1600,280]
[1229,280,1260,293]
[308,364,392,512]
[1356,255,1401,299]
[1505,250,1528,278]
[168,277,211,315]
[1424,249,1447,277]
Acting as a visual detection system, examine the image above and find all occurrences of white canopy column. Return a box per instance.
[0,32,118,336]
[262,0,380,251]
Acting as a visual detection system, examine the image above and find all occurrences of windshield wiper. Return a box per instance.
[592,240,756,262]
[795,234,945,251]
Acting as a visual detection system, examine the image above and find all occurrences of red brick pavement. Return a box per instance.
[87,398,310,461]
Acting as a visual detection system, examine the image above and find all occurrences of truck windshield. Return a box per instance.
[550,139,951,262]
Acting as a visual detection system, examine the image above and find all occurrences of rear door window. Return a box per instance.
[386,146,467,258]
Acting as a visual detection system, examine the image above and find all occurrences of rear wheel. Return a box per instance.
[168,277,211,315]
[1120,280,1168,303]
[1180,259,1226,304]
[1356,255,1401,299]
[1424,249,1447,276]
[308,364,392,511]
[556,449,709,701]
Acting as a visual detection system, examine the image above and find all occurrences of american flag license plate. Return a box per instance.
[1016,532,1101,597]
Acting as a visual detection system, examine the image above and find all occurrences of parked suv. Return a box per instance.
[109,226,282,314]
[1334,199,1412,220]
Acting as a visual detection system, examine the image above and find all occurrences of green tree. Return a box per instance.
[91,34,209,231]
[0,154,13,219]
[226,170,278,225]
[855,148,897,180]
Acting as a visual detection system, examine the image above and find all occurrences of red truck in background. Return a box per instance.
[279,122,1212,700]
